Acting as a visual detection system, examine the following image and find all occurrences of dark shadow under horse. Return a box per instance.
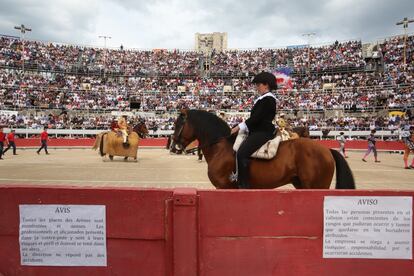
[172,109,355,189]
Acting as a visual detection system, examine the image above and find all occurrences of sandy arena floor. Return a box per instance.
[0,148,413,190]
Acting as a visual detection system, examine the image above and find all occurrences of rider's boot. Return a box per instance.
[237,158,251,189]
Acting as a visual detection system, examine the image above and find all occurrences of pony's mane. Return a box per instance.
[187,110,230,145]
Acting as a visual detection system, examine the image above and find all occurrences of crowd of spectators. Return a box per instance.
[381,35,414,69]
[1,69,412,112]
[1,35,406,76]
[0,72,130,110]
[0,36,200,76]
[291,40,365,72]
[0,34,413,133]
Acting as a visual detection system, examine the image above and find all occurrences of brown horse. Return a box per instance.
[172,110,355,189]
[132,121,150,139]
[92,121,149,161]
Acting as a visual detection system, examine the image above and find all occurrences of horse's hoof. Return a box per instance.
[109,156,114,161]
[124,157,128,162]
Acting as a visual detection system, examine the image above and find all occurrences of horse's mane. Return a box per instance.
[187,110,231,145]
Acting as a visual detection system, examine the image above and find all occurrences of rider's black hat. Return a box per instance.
[252,72,277,90]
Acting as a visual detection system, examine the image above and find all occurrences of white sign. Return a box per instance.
[323,196,412,259]
[19,205,106,266]
[0,110,18,116]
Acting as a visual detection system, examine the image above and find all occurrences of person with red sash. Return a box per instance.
[37,127,50,155]
[0,127,6,160]
[3,129,17,155]
[110,119,119,131]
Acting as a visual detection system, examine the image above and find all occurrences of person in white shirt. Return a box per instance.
[337,132,348,158]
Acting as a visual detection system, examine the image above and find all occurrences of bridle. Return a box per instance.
[134,122,148,138]
[173,115,187,149]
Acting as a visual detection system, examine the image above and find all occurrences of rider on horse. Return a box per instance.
[112,115,129,146]
[277,113,286,129]
[230,72,277,189]
[110,118,118,131]
[277,113,290,140]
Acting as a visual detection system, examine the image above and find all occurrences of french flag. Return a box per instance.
[273,68,293,90]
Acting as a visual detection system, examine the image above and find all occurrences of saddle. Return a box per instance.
[233,132,282,160]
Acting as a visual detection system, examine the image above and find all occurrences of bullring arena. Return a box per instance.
[0,144,413,189]
[1,2,414,273]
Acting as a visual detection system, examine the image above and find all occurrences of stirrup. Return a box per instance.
[229,172,238,182]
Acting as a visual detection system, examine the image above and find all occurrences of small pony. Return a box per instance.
[92,121,148,162]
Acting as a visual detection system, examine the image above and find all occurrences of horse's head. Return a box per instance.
[299,126,310,138]
[172,109,196,150]
[133,119,149,139]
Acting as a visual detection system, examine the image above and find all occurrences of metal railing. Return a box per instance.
[1,127,406,141]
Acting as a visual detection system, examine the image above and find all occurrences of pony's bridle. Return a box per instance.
[134,122,148,138]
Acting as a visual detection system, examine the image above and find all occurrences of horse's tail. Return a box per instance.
[99,133,107,157]
[330,149,355,189]
[92,134,101,150]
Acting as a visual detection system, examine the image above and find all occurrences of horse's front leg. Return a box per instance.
[207,159,237,189]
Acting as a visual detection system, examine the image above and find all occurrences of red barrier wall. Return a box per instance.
[0,186,174,276]
[197,190,414,276]
[12,138,406,150]
[0,186,413,276]
[317,140,405,150]
[14,138,168,148]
